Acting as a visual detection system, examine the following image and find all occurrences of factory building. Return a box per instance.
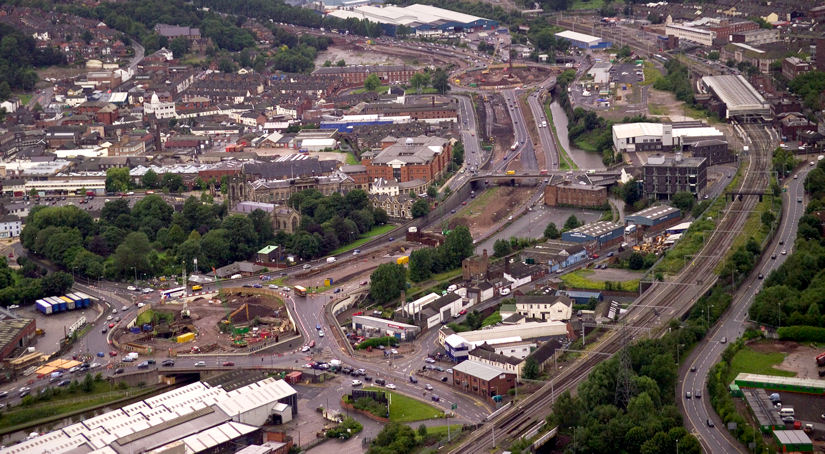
[625,205,682,233]
[562,221,625,249]
[643,154,708,200]
[0,316,36,362]
[554,30,611,49]
[665,23,715,46]
[612,122,726,156]
[351,315,420,340]
[700,75,771,121]
[327,4,497,36]
[1,377,298,454]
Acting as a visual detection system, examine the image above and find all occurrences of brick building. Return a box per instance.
[643,154,707,200]
[361,136,452,184]
[452,359,516,401]
[462,249,490,281]
[312,65,419,87]
[782,57,811,80]
[683,139,734,165]
[0,318,36,362]
[707,20,759,43]
[544,182,607,208]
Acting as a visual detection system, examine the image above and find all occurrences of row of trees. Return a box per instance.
[407,226,474,282]
[0,256,74,307]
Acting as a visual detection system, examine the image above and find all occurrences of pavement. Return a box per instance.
[679,162,811,452]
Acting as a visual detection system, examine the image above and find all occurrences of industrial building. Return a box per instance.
[1,377,298,454]
[351,315,420,340]
[665,23,714,46]
[440,321,569,361]
[452,359,516,400]
[773,431,813,453]
[625,205,682,232]
[0,316,36,362]
[327,4,497,36]
[700,75,771,121]
[643,154,707,200]
[554,30,610,49]
[562,221,625,248]
[611,122,726,155]
[521,240,588,272]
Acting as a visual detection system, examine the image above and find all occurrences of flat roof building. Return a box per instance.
[700,75,770,120]
[666,23,715,46]
[625,205,681,227]
[452,359,516,400]
[612,122,725,154]
[555,30,610,49]
[352,315,420,340]
[562,221,625,247]
[643,154,708,200]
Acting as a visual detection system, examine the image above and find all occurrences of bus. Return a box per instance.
[293,285,307,297]
[161,287,187,300]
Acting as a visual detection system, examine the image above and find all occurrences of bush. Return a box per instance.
[355,336,398,350]
[777,325,825,342]
[326,416,363,439]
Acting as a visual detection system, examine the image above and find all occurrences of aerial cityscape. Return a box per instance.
[0,0,824,452]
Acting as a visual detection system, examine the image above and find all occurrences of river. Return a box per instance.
[549,101,606,171]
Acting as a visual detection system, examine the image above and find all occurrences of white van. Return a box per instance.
[779,407,794,418]
[230,274,242,280]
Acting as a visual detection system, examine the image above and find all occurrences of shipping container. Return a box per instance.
[65,293,83,309]
[47,296,66,312]
[72,292,92,307]
[130,327,141,334]
[176,332,195,343]
[59,296,75,310]
[35,299,52,315]
[285,371,303,384]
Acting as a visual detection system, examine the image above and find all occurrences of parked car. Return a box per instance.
[351,380,362,386]
[114,368,124,375]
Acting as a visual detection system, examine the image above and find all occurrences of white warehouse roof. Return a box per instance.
[612,122,664,139]
[328,4,488,28]
[555,30,602,45]
[701,75,769,114]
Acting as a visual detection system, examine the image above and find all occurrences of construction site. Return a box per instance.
[114,289,295,356]
[457,64,556,90]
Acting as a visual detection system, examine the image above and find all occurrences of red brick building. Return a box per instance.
[707,20,758,43]
[361,135,452,184]
[313,65,419,87]
[452,359,516,401]
[0,318,36,362]
[544,182,607,208]
[782,57,811,80]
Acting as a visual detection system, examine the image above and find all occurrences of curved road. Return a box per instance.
[680,164,810,452]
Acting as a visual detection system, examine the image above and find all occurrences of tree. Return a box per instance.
[563,215,581,231]
[466,310,483,330]
[141,169,159,189]
[105,167,131,193]
[336,59,346,67]
[493,238,512,257]
[440,226,473,269]
[364,73,381,92]
[81,30,93,45]
[221,215,257,261]
[161,173,185,192]
[369,263,407,304]
[451,141,464,167]
[249,209,275,247]
[411,199,430,218]
[672,191,696,212]
[523,357,540,379]
[112,232,152,278]
[628,252,645,270]
[417,424,427,437]
[409,72,430,94]
[544,222,560,239]
[408,248,434,282]
[432,68,450,94]
[169,37,190,58]
[761,210,776,229]
[41,271,73,295]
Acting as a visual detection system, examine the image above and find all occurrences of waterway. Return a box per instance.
[549,101,606,170]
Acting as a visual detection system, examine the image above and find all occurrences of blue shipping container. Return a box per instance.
[66,293,83,308]
[36,300,52,315]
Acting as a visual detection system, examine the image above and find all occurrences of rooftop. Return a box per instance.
[628,204,680,221]
[567,221,624,238]
[0,318,33,352]
[701,75,769,112]
[328,4,490,28]
[773,430,811,445]
[372,135,448,166]
[453,359,511,381]
[644,154,706,168]
[555,30,602,44]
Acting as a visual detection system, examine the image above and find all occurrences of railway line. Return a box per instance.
[450,123,774,453]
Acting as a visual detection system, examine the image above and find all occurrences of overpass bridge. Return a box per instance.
[467,169,622,186]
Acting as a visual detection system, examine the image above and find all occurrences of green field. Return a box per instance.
[456,186,500,218]
[560,269,639,292]
[330,224,396,255]
[350,85,390,95]
[727,346,796,382]
[364,387,444,422]
[418,424,463,440]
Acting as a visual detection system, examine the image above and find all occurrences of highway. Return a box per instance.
[525,77,561,171]
[680,160,811,453]
[450,122,774,453]
[449,95,485,191]
[497,89,538,172]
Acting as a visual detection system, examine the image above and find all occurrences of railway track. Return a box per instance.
[451,123,774,453]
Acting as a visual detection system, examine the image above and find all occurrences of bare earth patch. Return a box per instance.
[750,340,821,379]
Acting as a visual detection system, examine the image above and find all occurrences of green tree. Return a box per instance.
[493,238,512,257]
[672,191,696,212]
[522,356,540,379]
[432,68,450,94]
[544,222,560,239]
[363,73,381,92]
[408,248,434,282]
[417,424,427,437]
[249,209,275,247]
[41,271,73,295]
[451,141,464,167]
[105,167,131,193]
[336,59,346,66]
[440,226,474,269]
[409,72,430,94]
[466,310,483,329]
[169,37,190,58]
[369,263,407,304]
[563,215,581,231]
[161,173,185,192]
[141,169,159,189]
[112,232,152,279]
[411,199,430,218]
[221,215,257,261]
[628,252,645,270]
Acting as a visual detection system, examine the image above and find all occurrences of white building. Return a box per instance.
[352,315,420,340]
[515,295,573,321]
[0,215,21,238]
[665,23,715,46]
[612,122,725,153]
[143,92,176,119]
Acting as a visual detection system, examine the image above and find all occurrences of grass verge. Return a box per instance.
[569,0,605,10]
[727,345,796,381]
[560,269,639,292]
[364,386,444,422]
[456,186,499,218]
[330,224,396,255]
[482,311,501,327]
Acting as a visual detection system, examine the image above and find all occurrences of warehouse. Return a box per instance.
[700,75,771,121]
[562,221,625,248]
[328,4,497,36]
[625,205,682,231]
[0,317,36,362]
[773,431,813,453]
[452,359,516,400]
[611,122,726,154]
[352,315,420,340]
[554,30,610,49]
[1,377,298,454]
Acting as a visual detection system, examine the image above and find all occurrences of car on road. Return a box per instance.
[137,361,150,369]
[706,419,715,427]
[319,330,325,337]
[222,361,234,367]
[779,240,785,245]
[685,391,691,399]
[109,351,118,356]
[0,391,7,399]
[690,366,696,372]
[353,249,361,255]
[106,315,113,321]
[162,360,175,367]
[253,284,262,288]
[385,383,396,389]
[425,384,433,391]
[771,253,776,259]
[409,375,418,384]
[720,337,727,344]
[388,237,394,241]
[137,302,145,308]
[695,390,702,398]
[127,286,137,291]
[194,361,206,367]
[57,379,71,387]
[303,264,311,269]
[360,281,369,286]
[301,345,311,352]
[101,328,108,334]
[782,250,787,255]
[351,380,362,386]
[268,284,278,289]
[425,357,436,363]
[109,322,115,328]
[316,323,322,330]
[142,288,153,293]
[334,288,342,293]
[97,352,105,357]
[798,197,803,203]
[758,273,764,279]
[459,309,467,315]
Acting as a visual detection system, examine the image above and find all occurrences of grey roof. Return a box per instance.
[702,75,769,112]
[313,65,414,75]
[567,221,624,238]
[628,205,680,222]
[242,157,338,180]
[372,135,448,165]
[470,343,523,366]
[452,359,511,381]
[773,430,811,445]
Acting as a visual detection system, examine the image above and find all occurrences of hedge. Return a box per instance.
[355,336,399,350]
[777,325,825,342]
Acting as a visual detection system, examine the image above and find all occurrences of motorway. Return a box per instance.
[526,82,559,171]
[497,89,538,172]
[681,162,811,453]
[448,95,485,191]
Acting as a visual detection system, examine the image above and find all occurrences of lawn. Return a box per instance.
[364,387,444,422]
[560,269,639,292]
[641,61,663,87]
[330,224,396,255]
[419,424,463,440]
[344,152,359,165]
[17,93,32,106]
[482,311,501,327]
[726,346,796,382]
[350,85,390,95]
